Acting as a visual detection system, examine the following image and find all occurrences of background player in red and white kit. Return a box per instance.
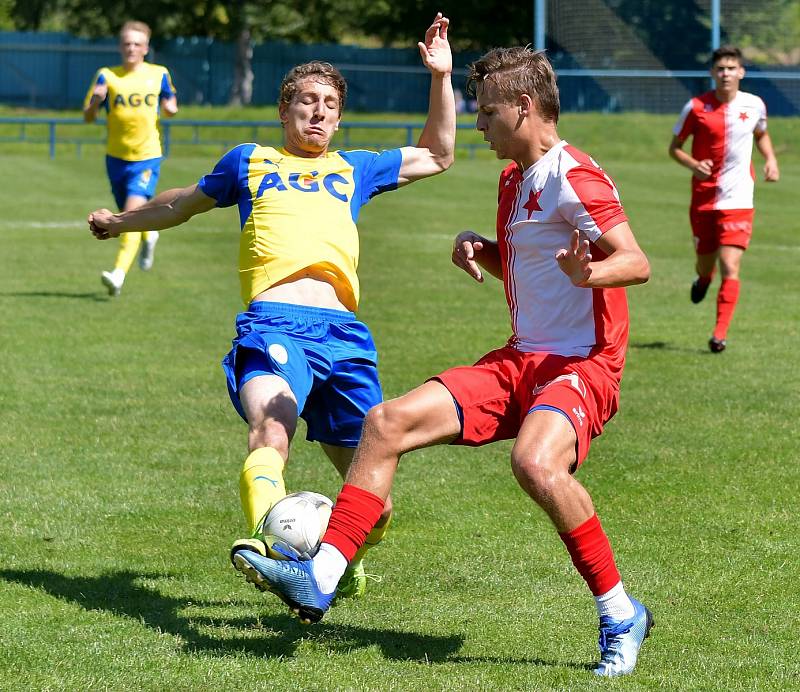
[669,45,779,353]
[234,46,653,678]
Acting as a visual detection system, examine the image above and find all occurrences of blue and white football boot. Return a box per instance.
[232,548,335,624]
[593,597,654,677]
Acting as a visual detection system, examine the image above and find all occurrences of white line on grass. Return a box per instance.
[750,244,800,253]
[2,220,86,230]
[4,220,232,233]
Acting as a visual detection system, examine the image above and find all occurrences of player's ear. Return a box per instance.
[519,94,534,116]
[278,102,288,123]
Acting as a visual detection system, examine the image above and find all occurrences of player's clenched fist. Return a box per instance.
[91,82,108,102]
[88,209,120,240]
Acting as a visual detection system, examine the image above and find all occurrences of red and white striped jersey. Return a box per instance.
[673,90,767,211]
[495,141,630,375]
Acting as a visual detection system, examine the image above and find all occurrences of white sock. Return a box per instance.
[312,543,348,594]
[595,581,635,620]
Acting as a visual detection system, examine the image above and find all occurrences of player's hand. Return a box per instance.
[693,158,713,181]
[418,13,452,77]
[763,158,780,182]
[556,230,592,286]
[452,230,485,282]
[161,96,178,117]
[88,209,121,240]
[91,83,108,102]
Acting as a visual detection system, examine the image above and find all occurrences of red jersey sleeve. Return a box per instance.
[560,147,628,238]
[673,98,698,142]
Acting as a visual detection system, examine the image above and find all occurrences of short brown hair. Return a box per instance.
[711,45,743,66]
[120,21,151,40]
[467,46,560,123]
[279,61,347,113]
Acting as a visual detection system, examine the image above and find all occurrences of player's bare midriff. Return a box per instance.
[251,273,349,312]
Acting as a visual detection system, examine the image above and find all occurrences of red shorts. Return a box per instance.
[690,208,754,254]
[431,346,621,469]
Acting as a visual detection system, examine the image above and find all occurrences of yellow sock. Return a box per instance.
[114,232,142,273]
[239,447,287,535]
[352,511,392,563]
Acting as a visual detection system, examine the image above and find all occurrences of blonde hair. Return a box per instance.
[119,21,151,41]
[468,46,560,123]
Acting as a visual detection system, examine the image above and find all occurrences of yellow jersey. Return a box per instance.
[198,144,403,309]
[84,63,176,161]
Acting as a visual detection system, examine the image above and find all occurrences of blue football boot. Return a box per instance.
[593,597,654,677]
[232,548,335,624]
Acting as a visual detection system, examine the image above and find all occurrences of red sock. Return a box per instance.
[714,278,740,340]
[559,513,621,597]
[697,273,713,289]
[321,484,385,562]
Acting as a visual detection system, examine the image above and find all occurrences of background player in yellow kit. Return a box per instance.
[87,14,454,599]
[84,20,178,297]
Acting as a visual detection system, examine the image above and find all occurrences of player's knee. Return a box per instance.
[247,418,293,455]
[719,261,740,279]
[246,393,298,451]
[510,446,563,502]
[362,400,413,451]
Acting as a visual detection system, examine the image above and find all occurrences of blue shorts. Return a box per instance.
[105,155,162,209]
[222,301,383,447]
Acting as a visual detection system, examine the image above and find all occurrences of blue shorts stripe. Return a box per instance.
[529,404,575,430]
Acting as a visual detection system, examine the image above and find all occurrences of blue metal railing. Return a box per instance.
[0,117,480,159]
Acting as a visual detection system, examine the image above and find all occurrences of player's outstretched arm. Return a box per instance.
[668,135,712,180]
[755,130,780,182]
[556,225,649,288]
[88,184,216,239]
[452,231,502,282]
[397,13,455,185]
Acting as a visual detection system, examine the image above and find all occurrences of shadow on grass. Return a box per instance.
[0,290,109,302]
[0,568,465,662]
[629,340,707,354]
[0,568,586,669]
[447,655,593,671]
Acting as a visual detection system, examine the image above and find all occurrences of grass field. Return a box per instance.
[1,111,799,690]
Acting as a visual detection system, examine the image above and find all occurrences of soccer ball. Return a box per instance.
[259,491,333,560]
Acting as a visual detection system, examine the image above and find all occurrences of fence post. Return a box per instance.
[163,121,171,157]
[49,122,56,159]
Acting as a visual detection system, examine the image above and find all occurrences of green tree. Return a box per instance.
[7,0,62,30]
[722,0,800,65]
[353,1,533,51]
[7,0,368,105]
